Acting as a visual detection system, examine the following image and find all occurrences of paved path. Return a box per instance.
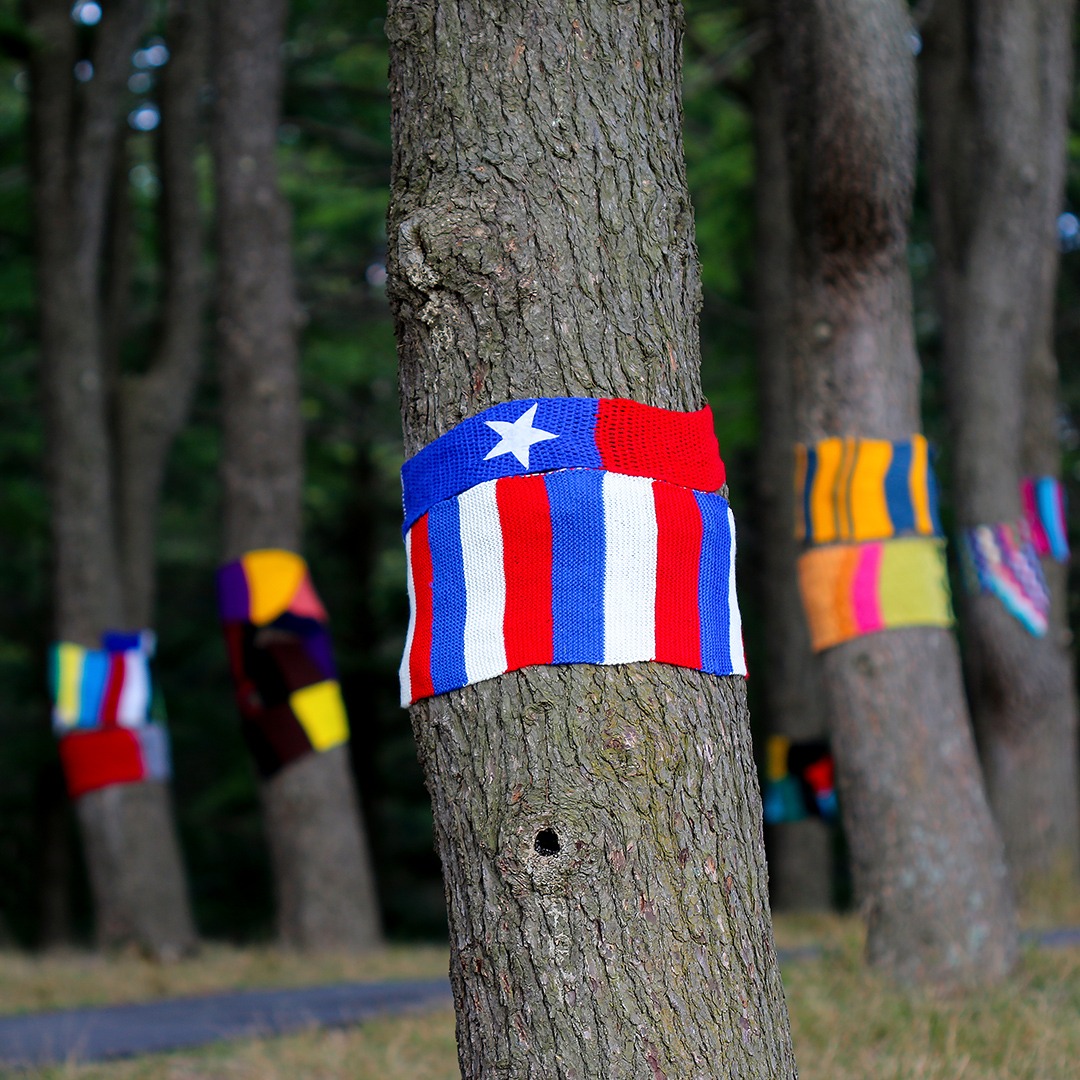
[1,930,1077,1070]
[0,977,452,1070]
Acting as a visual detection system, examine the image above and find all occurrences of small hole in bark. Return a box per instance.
[534,829,560,856]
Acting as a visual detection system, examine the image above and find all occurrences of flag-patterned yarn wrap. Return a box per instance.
[762,735,837,824]
[217,550,350,777]
[958,523,1050,637]
[795,435,942,545]
[400,398,745,706]
[1021,476,1069,563]
[48,632,171,800]
[797,538,954,652]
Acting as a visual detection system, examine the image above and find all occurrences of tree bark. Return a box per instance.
[750,10,833,912]
[388,2,797,1075]
[27,0,198,957]
[212,0,382,952]
[774,0,1016,986]
[921,0,1080,902]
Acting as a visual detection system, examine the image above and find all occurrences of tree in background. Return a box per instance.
[921,0,1080,902]
[774,0,1017,985]
[388,0,797,1074]
[211,0,381,951]
[25,0,201,956]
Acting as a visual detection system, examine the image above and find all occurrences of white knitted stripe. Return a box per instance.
[602,472,657,665]
[459,479,507,683]
[727,505,746,674]
[399,528,416,708]
[116,652,150,727]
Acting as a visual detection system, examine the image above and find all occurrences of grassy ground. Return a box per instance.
[5,915,1080,1079]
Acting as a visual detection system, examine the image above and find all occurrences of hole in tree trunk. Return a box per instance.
[534,829,560,856]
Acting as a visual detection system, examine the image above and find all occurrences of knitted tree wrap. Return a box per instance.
[217,550,350,777]
[1020,476,1069,563]
[959,522,1051,637]
[796,537,954,652]
[400,399,744,706]
[795,434,942,544]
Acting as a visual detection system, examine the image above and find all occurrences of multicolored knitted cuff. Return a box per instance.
[217,550,350,777]
[795,435,942,545]
[762,735,837,824]
[48,632,171,799]
[1021,476,1069,563]
[797,537,954,652]
[958,523,1050,636]
[400,398,745,706]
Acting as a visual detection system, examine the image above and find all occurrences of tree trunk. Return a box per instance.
[27,0,197,957]
[921,0,1080,903]
[774,0,1016,986]
[750,10,833,912]
[387,2,797,1075]
[212,0,382,952]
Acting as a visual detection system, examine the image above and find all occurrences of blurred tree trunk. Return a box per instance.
[921,0,1080,903]
[774,0,1016,986]
[387,1,797,1075]
[750,9,833,912]
[211,0,382,952]
[26,0,199,957]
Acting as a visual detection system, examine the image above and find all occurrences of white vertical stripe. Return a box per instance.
[399,528,416,707]
[459,480,507,683]
[603,473,657,664]
[727,506,746,675]
[116,652,151,727]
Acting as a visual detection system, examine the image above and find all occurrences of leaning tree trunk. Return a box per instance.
[750,9,833,912]
[387,1,797,1076]
[921,0,1080,903]
[774,0,1016,987]
[27,0,197,957]
[212,0,381,951]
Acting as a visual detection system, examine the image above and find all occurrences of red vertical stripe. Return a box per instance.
[653,481,703,670]
[99,654,126,727]
[497,475,554,671]
[408,515,436,701]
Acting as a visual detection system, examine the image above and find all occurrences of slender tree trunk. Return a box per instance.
[26,0,197,957]
[921,0,1080,903]
[774,0,1016,987]
[388,2,797,1075]
[212,0,381,951]
[750,11,833,912]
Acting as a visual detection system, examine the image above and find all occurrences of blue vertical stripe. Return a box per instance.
[1036,477,1069,560]
[427,497,469,694]
[547,470,606,664]
[925,455,943,536]
[884,442,914,534]
[695,491,733,676]
[801,448,816,542]
[80,651,110,726]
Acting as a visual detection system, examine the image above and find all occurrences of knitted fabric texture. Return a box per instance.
[794,435,942,544]
[402,397,725,533]
[797,537,954,652]
[48,632,171,800]
[959,522,1050,637]
[1021,476,1069,563]
[400,399,744,706]
[217,549,349,777]
[762,735,837,824]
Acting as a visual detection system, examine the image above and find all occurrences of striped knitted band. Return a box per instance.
[794,435,942,545]
[400,398,743,705]
[958,523,1050,637]
[217,550,350,777]
[1021,476,1069,563]
[762,735,837,824]
[797,537,954,653]
[401,397,724,533]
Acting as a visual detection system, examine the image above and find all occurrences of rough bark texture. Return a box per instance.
[775,0,1017,986]
[388,2,797,1075]
[751,13,833,912]
[27,0,197,956]
[921,0,1080,901]
[212,0,382,952]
